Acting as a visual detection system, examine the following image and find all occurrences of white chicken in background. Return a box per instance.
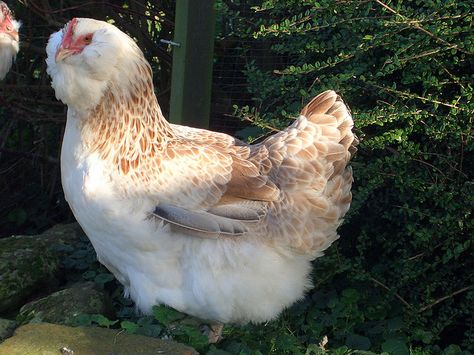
[46,18,357,326]
[0,2,19,80]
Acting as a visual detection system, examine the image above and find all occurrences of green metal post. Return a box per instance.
[169,0,216,128]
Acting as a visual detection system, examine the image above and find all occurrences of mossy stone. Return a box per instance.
[0,236,60,313]
[0,318,17,341]
[18,282,112,326]
[0,223,87,313]
[36,223,86,248]
[0,323,198,354]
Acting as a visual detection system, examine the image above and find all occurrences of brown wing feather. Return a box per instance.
[147,91,356,257]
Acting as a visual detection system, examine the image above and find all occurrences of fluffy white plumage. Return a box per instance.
[0,2,20,79]
[46,18,357,324]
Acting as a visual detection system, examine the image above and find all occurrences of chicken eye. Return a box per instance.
[6,25,12,32]
[83,35,93,44]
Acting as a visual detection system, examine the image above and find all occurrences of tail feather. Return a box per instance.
[263,90,357,256]
[301,91,338,117]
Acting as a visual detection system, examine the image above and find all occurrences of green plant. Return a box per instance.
[219,0,473,353]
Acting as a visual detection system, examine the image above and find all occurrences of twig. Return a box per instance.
[419,286,472,313]
[389,14,467,24]
[369,83,465,110]
[399,45,456,63]
[374,0,472,56]
[410,158,447,177]
[413,25,471,56]
[432,58,466,91]
[370,276,413,309]
[407,241,445,261]
[224,113,280,133]
[274,53,355,75]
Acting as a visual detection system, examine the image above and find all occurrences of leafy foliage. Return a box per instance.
[221,0,474,353]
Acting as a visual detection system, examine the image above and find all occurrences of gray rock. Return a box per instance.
[0,235,60,312]
[0,318,17,341]
[0,223,87,313]
[0,323,198,354]
[18,282,112,326]
[33,223,86,245]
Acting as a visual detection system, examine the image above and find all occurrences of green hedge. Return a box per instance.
[220,0,473,353]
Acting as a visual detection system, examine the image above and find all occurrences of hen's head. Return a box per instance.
[0,2,20,79]
[46,18,147,114]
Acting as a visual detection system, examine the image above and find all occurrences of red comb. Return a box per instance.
[0,2,11,18]
[62,18,78,48]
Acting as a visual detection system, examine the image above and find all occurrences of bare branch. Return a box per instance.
[419,286,473,313]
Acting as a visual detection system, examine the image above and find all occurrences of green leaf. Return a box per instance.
[90,314,118,328]
[387,317,404,332]
[341,288,360,303]
[345,334,371,350]
[443,344,462,355]
[175,324,208,350]
[206,346,232,355]
[137,324,163,338]
[152,305,185,325]
[94,273,115,285]
[381,339,409,355]
[332,346,350,355]
[121,320,139,333]
[413,329,434,344]
[72,313,92,326]
[82,270,96,280]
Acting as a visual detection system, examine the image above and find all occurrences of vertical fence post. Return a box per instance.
[169,0,216,128]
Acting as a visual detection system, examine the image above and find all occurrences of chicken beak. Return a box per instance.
[55,45,74,63]
[0,29,18,42]
[10,29,18,42]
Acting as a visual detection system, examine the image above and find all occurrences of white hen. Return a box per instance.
[0,2,19,79]
[46,18,357,324]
